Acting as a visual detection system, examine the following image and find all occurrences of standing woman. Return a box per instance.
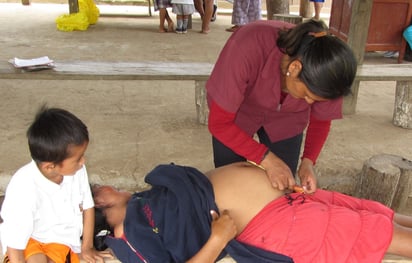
[225,0,262,32]
[206,19,357,193]
[310,0,324,20]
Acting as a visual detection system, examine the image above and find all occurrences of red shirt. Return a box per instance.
[206,20,342,164]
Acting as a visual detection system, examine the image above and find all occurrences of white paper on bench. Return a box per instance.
[9,56,54,68]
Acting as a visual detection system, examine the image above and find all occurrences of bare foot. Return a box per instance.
[159,26,167,33]
[168,22,174,33]
[200,29,210,34]
[225,25,240,32]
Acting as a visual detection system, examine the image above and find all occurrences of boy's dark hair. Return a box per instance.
[277,19,358,99]
[27,106,89,164]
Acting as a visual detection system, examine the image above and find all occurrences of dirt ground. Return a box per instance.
[0,1,411,204]
[1,2,412,262]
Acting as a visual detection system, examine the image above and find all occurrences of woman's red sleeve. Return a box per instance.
[208,100,268,164]
[302,114,331,164]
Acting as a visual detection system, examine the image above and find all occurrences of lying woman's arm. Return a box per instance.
[187,210,237,263]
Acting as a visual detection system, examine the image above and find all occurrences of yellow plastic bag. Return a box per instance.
[81,0,100,25]
[56,0,100,32]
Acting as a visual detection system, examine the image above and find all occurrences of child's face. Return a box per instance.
[55,141,88,176]
[42,142,88,184]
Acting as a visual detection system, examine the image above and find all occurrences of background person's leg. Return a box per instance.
[202,0,214,33]
[212,137,245,167]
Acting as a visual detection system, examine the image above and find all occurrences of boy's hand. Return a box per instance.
[81,246,113,263]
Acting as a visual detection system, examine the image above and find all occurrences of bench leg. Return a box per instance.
[195,80,208,125]
[393,80,412,129]
[343,80,360,115]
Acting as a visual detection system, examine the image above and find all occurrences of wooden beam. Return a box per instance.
[299,0,312,18]
[347,0,373,65]
[266,0,289,20]
[343,0,373,114]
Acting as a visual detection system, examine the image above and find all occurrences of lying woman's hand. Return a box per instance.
[210,210,237,245]
[186,210,237,263]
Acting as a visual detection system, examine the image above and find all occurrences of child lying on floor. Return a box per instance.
[92,162,412,263]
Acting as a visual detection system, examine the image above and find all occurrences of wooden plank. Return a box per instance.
[0,61,213,81]
[2,61,412,82]
[355,64,412,81]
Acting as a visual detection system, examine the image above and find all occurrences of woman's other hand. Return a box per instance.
[297,158,317,194]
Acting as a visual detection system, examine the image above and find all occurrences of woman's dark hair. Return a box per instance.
[27,105,89,164]
[277,19,358,99]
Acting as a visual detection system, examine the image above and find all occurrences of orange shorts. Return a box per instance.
[22,238,80,263]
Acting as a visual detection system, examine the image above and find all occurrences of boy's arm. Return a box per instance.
[6,247,25,263]
[81,208,103,262]
[81,208,114,262]
[82,207,95,250]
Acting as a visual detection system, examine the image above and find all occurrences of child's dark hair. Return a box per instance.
[27,105,89,164]
[277,19,358,99]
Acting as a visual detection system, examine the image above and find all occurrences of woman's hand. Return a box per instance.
[297,158,317,194]
[210,210,237,245]
[186,210,236,263]
[261,151,296,190]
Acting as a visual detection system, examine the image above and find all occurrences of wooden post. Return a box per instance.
[68,0,80,14]
[357,154,412,213]
[299,0,312,18]
[342,80,360,115]
[393,81,412,129]
[266,0,289,20]
[195,80,208,125]
[343,0,373,115]
[272,14,303,24]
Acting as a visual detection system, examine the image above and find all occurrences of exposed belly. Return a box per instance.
[207,162,284,233]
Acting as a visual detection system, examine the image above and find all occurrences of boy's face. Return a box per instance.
[41,142,88,184]
[56,142,88,176]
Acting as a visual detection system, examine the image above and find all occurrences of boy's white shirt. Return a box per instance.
[0,160,94,254]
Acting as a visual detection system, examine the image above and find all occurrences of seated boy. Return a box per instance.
[1,106,112,263]
[93,162,412,263]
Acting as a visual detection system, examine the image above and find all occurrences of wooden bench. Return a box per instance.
[1,61,412,128]
[349,64,412,129]
[0,61,213,125]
